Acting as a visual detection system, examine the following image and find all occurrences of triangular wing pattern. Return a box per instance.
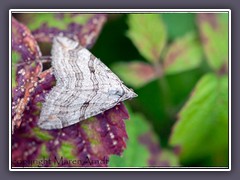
[38,36,137,130]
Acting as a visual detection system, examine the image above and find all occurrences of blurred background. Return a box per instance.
[92,13,229,167]
[12,12,229,168]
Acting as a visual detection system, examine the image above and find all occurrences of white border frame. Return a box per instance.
[9,9,231,171]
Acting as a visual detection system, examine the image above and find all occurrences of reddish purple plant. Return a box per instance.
[11,14,130,167]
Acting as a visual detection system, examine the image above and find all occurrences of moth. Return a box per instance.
[38,36,137,130]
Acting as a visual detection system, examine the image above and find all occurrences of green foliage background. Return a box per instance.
[91,13,229,167]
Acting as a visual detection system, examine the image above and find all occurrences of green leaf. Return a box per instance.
[109,108,150,167]
[170,73,228,166]
[26,13,92,31]
[58,142,76,160]
[197,13,228,71]
[32,127,53,141]
[32,145,50,167]
[111,61,158,88]
[138,132,180,167]
[109,105,179,167]
[127,14,167,63]
[162,13,197,41]
[39,145,50,159]
[158,149,179,166]
[163,33,203,74]
[12,51,21,89]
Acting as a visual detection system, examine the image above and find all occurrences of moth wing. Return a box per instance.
[38,36,137,130]
[38,85,124,130]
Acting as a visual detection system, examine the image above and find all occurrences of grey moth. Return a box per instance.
[38,36,137,130]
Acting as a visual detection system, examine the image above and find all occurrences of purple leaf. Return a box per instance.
[12,102,129,167]
[12,17,41,62]
[139,132,179,167]
[12,17,43,132]
[12,14,130,167]
[111,61,160,88]
[22,13,107,48]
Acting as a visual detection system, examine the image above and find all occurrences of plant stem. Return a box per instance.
[154,61,173,118]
